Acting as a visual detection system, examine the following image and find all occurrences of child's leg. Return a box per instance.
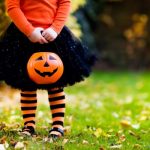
[48,88,65,137]
[20,90,37,134]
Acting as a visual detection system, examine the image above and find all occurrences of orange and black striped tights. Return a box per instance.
[20,88,65,136]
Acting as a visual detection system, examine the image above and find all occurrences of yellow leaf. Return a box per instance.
[94,128,103,138]
[120,120,131,128]
[129,130,136,136]
[82,140,89,144]
[63,139,69,145]
[133,144,142,149]
[110,144,122,149]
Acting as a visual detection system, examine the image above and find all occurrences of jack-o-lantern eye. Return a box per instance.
[36,56,43,61]
[49,56,56,60]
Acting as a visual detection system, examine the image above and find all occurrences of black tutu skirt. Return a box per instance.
[0,23,96,90]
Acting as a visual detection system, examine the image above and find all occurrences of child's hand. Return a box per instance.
[28,27,48,44]
[42,28,58,42]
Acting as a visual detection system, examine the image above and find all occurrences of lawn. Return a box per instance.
[0,71,150,150]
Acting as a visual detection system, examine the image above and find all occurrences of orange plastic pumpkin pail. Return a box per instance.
[27,52,64,84]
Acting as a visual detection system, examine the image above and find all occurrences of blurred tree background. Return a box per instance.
[1,0,150,69]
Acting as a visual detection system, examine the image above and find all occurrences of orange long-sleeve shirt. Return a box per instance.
[6,0,71,36]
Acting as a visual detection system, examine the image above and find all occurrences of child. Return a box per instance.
[0,0,96,139]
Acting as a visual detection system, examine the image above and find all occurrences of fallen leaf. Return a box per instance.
[10,139,17,147]
[116,130,123,137]
[139,116,147,121]
[133,144,142,149]
[99,147,105,150]
[7,123,20,129]
[63,139,68,145]
[108,129,114,133]
[119,134,126,142]
[120,120,131,128]
[49,138,53,143]
[131,124,140,129]
[15,142,25,149]
[94,128,103,138]
[141,130,148,134]
[64,126,71,134]
[112,112,119,118]
[129,130,136,136]
[43,137,49,142]
[110,144,122,149]
[0,136,7,144]
[82,140,89,144]
[69,140,76,143]
[129,130,141,140]
[0,123,6,131]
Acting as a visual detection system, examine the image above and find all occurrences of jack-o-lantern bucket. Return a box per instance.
[27,52,64,84]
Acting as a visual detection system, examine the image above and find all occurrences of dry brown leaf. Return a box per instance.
[116,130,123,138]
[99,147,105,150]
[119,134,126,142]
[64,126,71,134]
[0,136,7,144]
[10,139,17,147]
[0,123,6,131]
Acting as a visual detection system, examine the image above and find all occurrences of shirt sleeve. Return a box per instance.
[5,0,34,36]
[51,0,71,34]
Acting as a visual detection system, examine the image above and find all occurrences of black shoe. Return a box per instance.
[21,126,35,136]
[49,127,64,140]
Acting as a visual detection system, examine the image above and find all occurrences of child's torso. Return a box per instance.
[20,0,58,28]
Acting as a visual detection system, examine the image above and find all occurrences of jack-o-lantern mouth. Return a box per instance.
[34,68,58,77]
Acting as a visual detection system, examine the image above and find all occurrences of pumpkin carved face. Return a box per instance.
[27,52,64,84]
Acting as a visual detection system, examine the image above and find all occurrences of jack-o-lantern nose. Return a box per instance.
[44,62,49,67]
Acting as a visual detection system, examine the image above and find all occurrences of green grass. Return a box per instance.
[0,71,150,150]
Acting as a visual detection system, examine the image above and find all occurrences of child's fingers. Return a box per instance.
[41,31,47,37]
[48,37,55,41]
[43,34,54,41]
[41,32,52,41]
[43,33,49,39]
[39,36,48,44]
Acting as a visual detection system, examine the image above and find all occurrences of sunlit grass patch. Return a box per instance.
[0,71,150,149]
